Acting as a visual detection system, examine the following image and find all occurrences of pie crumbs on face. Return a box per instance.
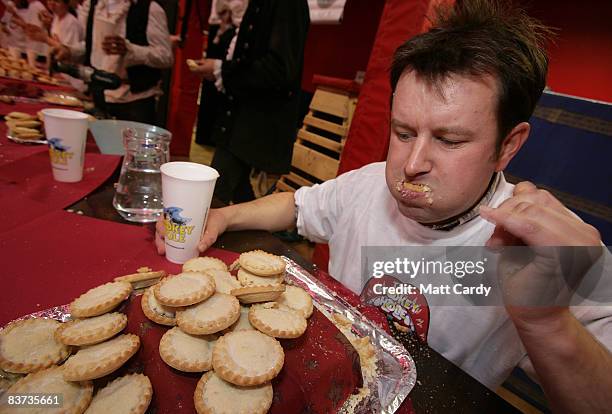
[176,293,240,335]
[141,287,177,326]
[84,373,152,414]
[69,281,133,318]
[3,366,93,413]
[248,303,308,339]
[212,330,284,387]
[153,272,215,307]
[0,318,71,374]
[55,312,128,346]
[159,327,216,372]
[62,334,140,381]
[194,371,273,414]
[238,250,286,276]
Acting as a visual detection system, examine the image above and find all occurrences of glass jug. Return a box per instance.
[112,126,171,223]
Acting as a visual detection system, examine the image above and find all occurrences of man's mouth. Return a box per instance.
[395,180,433,204]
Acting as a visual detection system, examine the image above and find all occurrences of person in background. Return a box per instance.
[190,0,243,147]
[193,0,310,204]
[24,0,82,49]
[52,0,173,124]
[156,1,612,412]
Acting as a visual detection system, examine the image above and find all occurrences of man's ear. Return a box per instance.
[495,122,530,172]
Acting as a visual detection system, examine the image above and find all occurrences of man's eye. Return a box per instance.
[436,137,462,147]
[397,132,415,141]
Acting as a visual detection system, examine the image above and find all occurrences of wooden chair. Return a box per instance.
[276,77,359,192]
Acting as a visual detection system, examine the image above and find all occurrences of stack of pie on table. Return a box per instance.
[0,251,364,413]
[5,111,45,141]
[0,268,160,414]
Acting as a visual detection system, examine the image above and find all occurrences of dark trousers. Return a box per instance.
[211,145,255,204]
[105,96,158,125]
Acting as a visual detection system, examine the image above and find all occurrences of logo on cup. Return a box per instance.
[163,207,195,243]
[48,137,74,165]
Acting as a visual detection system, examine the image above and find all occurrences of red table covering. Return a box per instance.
[0,211,363,413]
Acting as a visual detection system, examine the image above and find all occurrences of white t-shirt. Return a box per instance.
[51,13,83,46]
[22,0,49,54]
[295,162,612,389]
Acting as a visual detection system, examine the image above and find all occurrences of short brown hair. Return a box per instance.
[390,0,552,151]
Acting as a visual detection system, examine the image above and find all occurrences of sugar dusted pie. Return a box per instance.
[84,373,152,414]
[238,250,286,276]
[55,312,127,346]
[3,366,93,414]
[153,272,215,307]
[176,293,240,335]
[225,306,254,333]
[212,330,284,386]
[62,334,140,381]
[70,281,133,318]
[276,285,313,318]
[205,269,241,294]
[194,371,273,414]
[231,285,285,304]
[159,327,216,372]
[183,256,228,272]
[113,268,167,289]
[141,287,176,326]
[249,302,307,339]
[236,268,284,287]
[0,318,71,373]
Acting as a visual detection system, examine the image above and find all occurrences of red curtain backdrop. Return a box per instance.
[166,0,209,157]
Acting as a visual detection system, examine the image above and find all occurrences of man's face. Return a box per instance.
[385,70,501,224]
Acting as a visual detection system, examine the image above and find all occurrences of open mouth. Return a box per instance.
[395,180,433,204]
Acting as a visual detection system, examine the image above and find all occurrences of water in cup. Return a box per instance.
[113,126,171,223]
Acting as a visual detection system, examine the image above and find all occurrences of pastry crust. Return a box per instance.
[176,293,240,335]
[183,256,228,272]
[249,303,307,339]
[212,330,284,386]
[140,287,176,326]
[238,250,286,276]
[236,268,284,287]
[204,269,241,294]
[114,269,167,289]
[231,285,285,305]
[0,318,71,374]
[153,272,215,307]
[56,312,128,346]
[70,281,133,318]
[62,334,140,381]
[224,306,254,333]
[84,373,152,414]
[194,371,273,414]
[159,327,216,372]
[5,365,93,414]
[276,285,314,318]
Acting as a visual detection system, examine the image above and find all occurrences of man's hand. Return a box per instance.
[187,58,217,81]
[102,36,128,56]
[38,9,52,29]
[155,209,228,255]
[52,44,72,61]
[480,181,602,321]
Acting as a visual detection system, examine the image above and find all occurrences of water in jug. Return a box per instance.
[113,126,171,222]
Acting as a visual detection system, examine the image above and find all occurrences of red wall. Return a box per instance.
[527,0,612,103]
[301,0,385,92]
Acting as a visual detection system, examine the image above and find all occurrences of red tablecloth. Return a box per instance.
[0,211,366,413]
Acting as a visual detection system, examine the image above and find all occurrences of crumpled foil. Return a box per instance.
[283,258,417,414]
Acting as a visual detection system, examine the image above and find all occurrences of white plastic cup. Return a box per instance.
[160,162,219,264]
[42,108,90,183]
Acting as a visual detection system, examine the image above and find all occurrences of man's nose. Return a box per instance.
[404,136,432,178]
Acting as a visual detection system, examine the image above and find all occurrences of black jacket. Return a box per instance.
[212,0,310,174]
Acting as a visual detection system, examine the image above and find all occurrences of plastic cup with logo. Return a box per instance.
[160,162,219,264]
[41,108,90,183]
